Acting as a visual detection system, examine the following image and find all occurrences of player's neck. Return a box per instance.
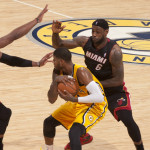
[94,38,107,50]
[62,62,73,76]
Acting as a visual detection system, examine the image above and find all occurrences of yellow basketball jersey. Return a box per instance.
[72,64,105,97]
[52,64,108,131]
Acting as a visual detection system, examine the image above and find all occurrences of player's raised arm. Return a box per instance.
[52,20,88,49]
[0,4,48,49]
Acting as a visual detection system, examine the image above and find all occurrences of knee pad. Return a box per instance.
[4,108,12,122]
[0,104,12,135]
[43,115,61,138]
[0,103,12,121]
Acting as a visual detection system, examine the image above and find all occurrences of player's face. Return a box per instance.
[92,25,108,44]
[53,56,62,70]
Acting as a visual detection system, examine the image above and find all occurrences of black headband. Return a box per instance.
[92,19,109,30]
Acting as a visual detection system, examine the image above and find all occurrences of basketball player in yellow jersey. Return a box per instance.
[43,47,108,150]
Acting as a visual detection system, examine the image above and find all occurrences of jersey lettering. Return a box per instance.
[85,51,107,64]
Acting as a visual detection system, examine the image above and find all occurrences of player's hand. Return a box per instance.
[36,4,48,23]
[52,20,66,33]
[58,89,78,102]
[55,75,75,85]
[38,52,53,67]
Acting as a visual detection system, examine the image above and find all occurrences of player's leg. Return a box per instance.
[44,102,76,150]
[117,110,144,150]
[68,123,86,150]
[108,92,144,150]
[0,102,12,150]
[65,132,93,150]
[65,102,107,150]
[43,115,61,150]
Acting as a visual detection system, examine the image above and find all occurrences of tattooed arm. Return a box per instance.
[52,20,88,49]
[100,44,124,88]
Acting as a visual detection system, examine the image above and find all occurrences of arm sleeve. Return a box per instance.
[0,53,32,67]
[78,81,104,103]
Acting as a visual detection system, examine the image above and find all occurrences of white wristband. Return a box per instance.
[37,62,40,67]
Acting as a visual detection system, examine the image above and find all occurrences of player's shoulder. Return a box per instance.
[109,44,122,63]
[76,66,91,77]
[111,43,122,55]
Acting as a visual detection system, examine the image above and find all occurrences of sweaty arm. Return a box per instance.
[0,19,40,49]
[52,33,88,49]
[47,70,59,104]
[52,20,88,49]
[100,44,124,88]
[0,5,48,48]
[77,68,104,103]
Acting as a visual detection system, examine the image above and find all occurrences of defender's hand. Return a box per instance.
[52,20,66,33]
[36,4,48,23]
[38,52,53,67]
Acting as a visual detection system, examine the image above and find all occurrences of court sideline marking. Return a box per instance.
[13,0,73,19]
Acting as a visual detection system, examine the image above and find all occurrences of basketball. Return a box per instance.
[58,79,79,96]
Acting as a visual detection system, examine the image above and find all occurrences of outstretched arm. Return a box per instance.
[0,52,53,67]
[0,4,48,49]
[100,44,124,88]
[52,20,88,49]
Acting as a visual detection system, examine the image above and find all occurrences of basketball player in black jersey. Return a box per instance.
[51,19,144,150]
[0,5,53,150]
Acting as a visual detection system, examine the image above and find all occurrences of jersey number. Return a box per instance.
[95,64,102,70]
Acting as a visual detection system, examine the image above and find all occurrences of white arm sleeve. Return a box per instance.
[78,81,104,103]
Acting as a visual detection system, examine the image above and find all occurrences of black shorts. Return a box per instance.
[107,91,131,121]
[0,102,12,134]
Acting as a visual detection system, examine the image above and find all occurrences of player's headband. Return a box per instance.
[92,19,109,30]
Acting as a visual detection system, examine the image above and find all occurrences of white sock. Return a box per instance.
[45,144,53,150]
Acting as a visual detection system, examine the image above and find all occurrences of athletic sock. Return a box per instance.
[45,144,53,150]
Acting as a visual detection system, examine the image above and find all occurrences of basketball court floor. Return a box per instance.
[0,0,149,149]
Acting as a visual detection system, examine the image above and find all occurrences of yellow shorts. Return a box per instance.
[52,101,107,132]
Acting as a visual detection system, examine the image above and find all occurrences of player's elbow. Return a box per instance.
[52,44,58,49]
[47,91,57,104]
[95,93,104,103]
[117,78,124,86]
[48,98,55,104]
[47,96,57,104]
[52,41,64,49]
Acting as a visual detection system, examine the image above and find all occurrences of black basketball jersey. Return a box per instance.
[83,37,124,96]
[83,37,116,81]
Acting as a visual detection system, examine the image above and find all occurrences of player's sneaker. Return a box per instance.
[64,133,93,150]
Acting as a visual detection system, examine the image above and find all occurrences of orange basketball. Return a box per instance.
[58,80,79,96]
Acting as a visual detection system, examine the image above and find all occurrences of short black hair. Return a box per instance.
[92,19,109,30]
[54,47,72,62]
